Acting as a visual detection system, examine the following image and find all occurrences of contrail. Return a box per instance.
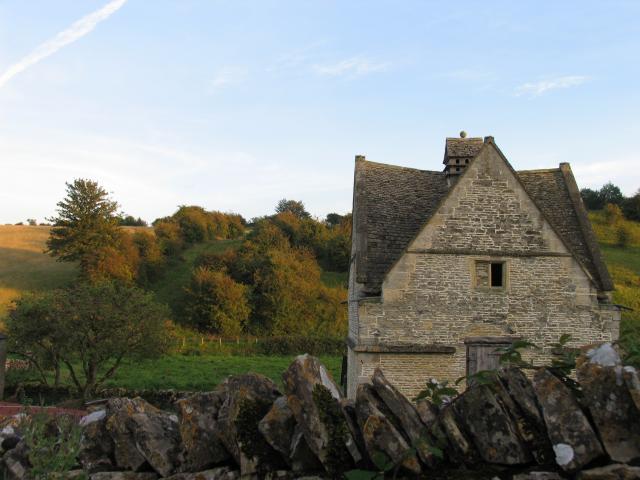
[0,0,128,89]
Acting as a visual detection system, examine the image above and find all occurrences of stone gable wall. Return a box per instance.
[348,145,620,399]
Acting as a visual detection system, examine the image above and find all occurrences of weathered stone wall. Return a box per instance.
[4,348,639,479]
[348,145,620,399]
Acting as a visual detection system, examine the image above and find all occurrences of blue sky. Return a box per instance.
[1,1,639,223]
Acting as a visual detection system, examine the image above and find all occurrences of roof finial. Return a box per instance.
[460,130,467,138]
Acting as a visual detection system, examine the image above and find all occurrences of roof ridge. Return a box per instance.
[359,159,444,175]
[518,168,561,173]
[558,164,613,292]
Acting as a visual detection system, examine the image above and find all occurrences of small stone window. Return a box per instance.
[465,159,469,164]
[475,260,506,289]
[456,159,460,164]
[490,262,505,287]
[455,166,460,172]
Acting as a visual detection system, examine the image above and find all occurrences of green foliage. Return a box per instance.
[616,223,631,247]
[46,179,120,277]
[255,336,345,356]
[414,379,458,406]
[581,182,625,211]
[622,190,640,222]
[604,203,623,225]
[21,411,86,479]
[117,215,147,227]
[495,339,539,368]
[456,370,498,388]
[6,292,64,386]
[7,281,170,400]
[325,212,344,227]
[183,267,250,335]
[549,334,578,376]
[312,383,352,476]
[222,233,347,336]
[275,198,310,219]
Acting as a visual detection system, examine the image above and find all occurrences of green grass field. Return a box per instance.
[589,212,640,358]
[88,354,341,391]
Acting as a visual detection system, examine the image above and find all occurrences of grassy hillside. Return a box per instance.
[0,225,153,320]
[0,226,345,322]
[148,238,243,314]
[589,212,640,354]
[0,226,77,319]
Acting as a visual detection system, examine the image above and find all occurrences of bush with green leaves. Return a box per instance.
[183,267,250,335]
[7,281,170,400]
[21,411,86,479]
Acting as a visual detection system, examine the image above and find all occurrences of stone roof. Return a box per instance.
[354,157,613,294]
[353,160,449,292]
[442,137,484,163]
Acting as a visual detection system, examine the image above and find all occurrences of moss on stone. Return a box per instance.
[234,396,275,467]
[312,383,352,476]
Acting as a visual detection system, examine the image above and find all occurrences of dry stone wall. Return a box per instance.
[1,344,639,480]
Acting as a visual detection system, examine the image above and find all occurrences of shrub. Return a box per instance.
[616,224,631,247]
[7,281,170,400]
[604,203,623,225]
[255,336,345,355]
[132,230,165,284]
[22,411,85,479]
[184,267,251,335]
[155,220,184,256]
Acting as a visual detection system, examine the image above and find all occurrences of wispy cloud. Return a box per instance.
[208,66,248,92]
[515,75,588,97]
[312,57,389,78]
[0,0,127,89]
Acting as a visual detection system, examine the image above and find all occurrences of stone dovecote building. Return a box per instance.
[346,134,621,399]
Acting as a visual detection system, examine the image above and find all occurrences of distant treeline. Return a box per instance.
[581,182,640,221]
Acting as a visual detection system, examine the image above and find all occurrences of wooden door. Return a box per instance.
[464,337,516,382]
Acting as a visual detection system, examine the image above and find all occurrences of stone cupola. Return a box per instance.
[442,131,483,176]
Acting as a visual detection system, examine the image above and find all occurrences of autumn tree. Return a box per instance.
[46,179,120,277]
[275,199,310,219]
[183,267,250,335]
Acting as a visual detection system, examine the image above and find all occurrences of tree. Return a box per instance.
[7,282,170,400]
[275,199,310,219]
[117,215,148,227]
[622,190,640,221]
[27,218,37,226]
[325,213,343,227]
[599,182,624,206]
[6,292,65,386]
[183,267,250,335]
[581,188,603,210]
[46,179,120,277]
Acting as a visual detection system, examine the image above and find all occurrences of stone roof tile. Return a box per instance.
[354,160,612,294]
